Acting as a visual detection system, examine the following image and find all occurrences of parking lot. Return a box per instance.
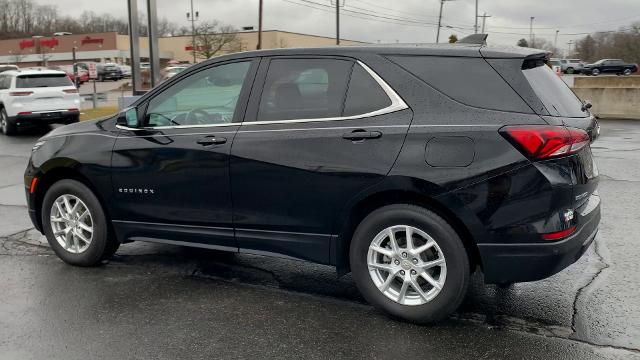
[0,120,639,359]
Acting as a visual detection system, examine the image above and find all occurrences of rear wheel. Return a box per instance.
[350,204,470,324]
[592,68,600,76]
[42,179,117,266]
[624,68,632,76]
[566,67,574,74]
[1,108,16,136]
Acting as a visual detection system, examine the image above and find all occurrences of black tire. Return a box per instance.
[41,179,114,266]
[566,67,574,74]
[592,68,600,76]
[1,108,17,136]
[623,69,632,76]
[101,236,121,261]
[349,204,470,324]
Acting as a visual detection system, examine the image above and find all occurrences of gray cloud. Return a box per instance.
[43,0,640,52]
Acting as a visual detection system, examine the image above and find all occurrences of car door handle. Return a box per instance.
[342,130,382,141]
[197,136,227,146]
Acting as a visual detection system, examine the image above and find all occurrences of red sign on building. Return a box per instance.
[19,39,35,50]
[81,36,104,46]
[39,37,59,48]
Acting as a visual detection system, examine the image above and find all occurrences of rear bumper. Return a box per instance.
[9,110,79,126]
[478,192,601,284]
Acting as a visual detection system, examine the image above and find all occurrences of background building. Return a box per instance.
[0,30,366,67]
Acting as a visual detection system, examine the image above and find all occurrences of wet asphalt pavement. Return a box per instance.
[1,121,639,359]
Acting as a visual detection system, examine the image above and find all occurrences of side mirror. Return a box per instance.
[117,107,139,128]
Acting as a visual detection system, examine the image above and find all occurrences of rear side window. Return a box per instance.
[389,56,532,113]
[258,58,353,121]
[343,64,391,116]
[522,60,586,118]
[16,74,72,88]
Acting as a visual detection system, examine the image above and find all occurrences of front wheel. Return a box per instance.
[591,68,600,76]
[566,67,574,74]
[350,204,470,324]
[624,69,632,76]
[42,179,117,266]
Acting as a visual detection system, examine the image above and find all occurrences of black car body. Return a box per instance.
[97,64,123,81]
[582,59,638,76]
[24,41,601,323]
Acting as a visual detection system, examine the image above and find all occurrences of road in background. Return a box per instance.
[0,121,639,359]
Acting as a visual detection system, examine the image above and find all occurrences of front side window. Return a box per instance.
[257,58,353,121]
[145,61,251,127]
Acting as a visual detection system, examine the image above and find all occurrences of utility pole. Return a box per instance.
[71,43,78,88]
[529,16,535,48]
[186,0,199,63]
[479,12,491,33]
[554,30,559,51]
[567,40,574,57]
[474,0,478,33]
[257,0,263,49]
[436,0,454,43]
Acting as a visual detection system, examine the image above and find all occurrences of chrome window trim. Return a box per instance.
[242,60,408,126]
[116,60,407,132]
[116,122,241,131]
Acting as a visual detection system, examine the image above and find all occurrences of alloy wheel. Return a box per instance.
[50,194,94,254]
[367,225,447,306]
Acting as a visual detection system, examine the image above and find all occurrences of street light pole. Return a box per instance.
[187,0,199,63]
[72,44,78,88]
[529,16,535,47]
[554,30,559,51]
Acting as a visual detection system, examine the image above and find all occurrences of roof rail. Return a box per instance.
[458,34,488,45]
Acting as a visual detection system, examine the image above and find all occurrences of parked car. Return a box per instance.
[119,64,132,78]
[97,63,123,81]
[24,39,600,324]
[0,65,19,74]
[549,58,562,75]
[582,59,638,76]
[161,65,189,81]
[0,69,80,135]
[560,59,585,74]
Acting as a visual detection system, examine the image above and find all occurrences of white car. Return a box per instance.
[0,69,81,135]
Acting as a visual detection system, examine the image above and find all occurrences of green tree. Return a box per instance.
[448,34,458,43]
[517,38,529,47]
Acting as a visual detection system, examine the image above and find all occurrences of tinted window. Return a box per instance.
[145,61,251,127]
[16,74,72,88]
[389,56,532,113]
[258,58,353,121]
[343,64,391,116]
[522,61,586,118]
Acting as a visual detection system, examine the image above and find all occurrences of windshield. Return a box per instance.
[522,61,587,118]
[16,74,72,88]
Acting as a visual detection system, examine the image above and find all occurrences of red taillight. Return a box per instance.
[67,108,79,112]
[542,226,577,240]
[500,125,590,160]
[9,91,33,96]
[63,89,78,94]
[18,111,32,115]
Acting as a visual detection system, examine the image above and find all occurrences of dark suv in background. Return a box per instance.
[582,59,638,76]
[96,63,124,81]
[25,36,600,323]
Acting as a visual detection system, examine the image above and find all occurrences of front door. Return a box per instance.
[230,57,412,263]
[111,60,256,249]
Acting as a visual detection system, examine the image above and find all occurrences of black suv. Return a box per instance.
[25,39,601,323]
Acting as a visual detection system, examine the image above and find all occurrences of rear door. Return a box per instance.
[230,56,412,263]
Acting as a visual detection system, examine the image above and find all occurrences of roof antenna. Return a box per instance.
[458,34,488,45]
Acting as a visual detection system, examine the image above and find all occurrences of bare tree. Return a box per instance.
[517,38,529,47]
[190,21,242,59]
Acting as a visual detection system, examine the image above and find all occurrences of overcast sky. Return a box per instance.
[42,0,640,53]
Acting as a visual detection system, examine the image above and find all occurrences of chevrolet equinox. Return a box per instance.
[24,37,601,323]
